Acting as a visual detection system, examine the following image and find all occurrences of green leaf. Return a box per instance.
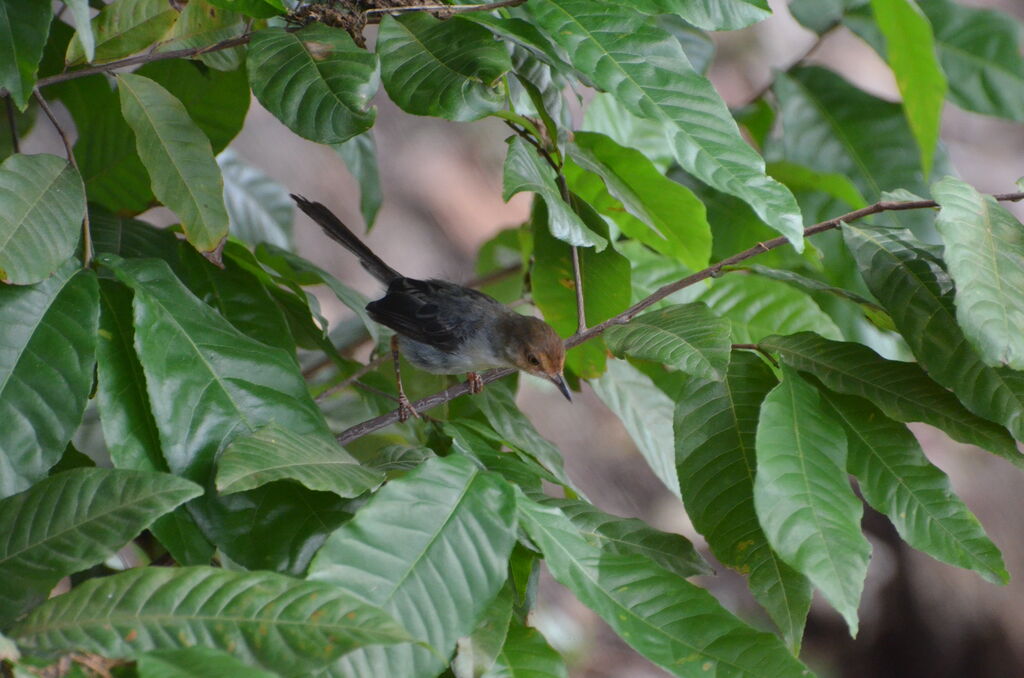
[787,0,847,33]
[605,303,731,380]
[207,0,283,19]
[377,14,511,121]
[482,622,567,678]
[773,66,932,230]
[453,584,514,678]
[257,243,378,344]
[96,279,165,474]
[0,468,201,626]
[334,132,382,231]
[0,262,97,498]
[217,150,293,248]
[591,360,681,498]
[117,73,228,253]
[540,496,710,578]
[820,389,1008,585]
[217,424,384,497]
[674,351,811,652]
[844,223,1024,442]
[766,161,868,210]
[475,381,575,491]
[0,0,51,108]
[0,153,84,285]
[868,0,946,177]
[308,455,517,678]
[932,177,1024,370]
[504,137,606,249]
[67,0,179,66]
[90,207,182,271]
[517,496,811,677]
[156,0,246,71]
[13,566,411,676]
[248,25,378,144]
[627,0,771,31]
[527,0,803,249]
[64,0,94,63]
[101,254,330,477]
[567,131,710,269]
[138,647,277,678]
[696,274,843,344]
[753,365,869,636]
[760,333,1022,464]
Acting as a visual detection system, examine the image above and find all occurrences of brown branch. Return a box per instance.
[335,190,1024,445]
[36,33,252,89]
[364,0,527,19]
[34,89,92,267]
[4,94,18,155]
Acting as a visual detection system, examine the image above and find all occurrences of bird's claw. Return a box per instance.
[397,394,420,423]
[467,372,484,395]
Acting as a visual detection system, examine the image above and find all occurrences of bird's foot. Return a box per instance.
[397,394,420,423]
[467,372,484,395]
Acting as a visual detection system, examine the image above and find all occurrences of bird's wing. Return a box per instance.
[366,278,498,353]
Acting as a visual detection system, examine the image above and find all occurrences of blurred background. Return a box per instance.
[23,0,1024,675]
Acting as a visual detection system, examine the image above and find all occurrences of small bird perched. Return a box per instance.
[292,195,571,420]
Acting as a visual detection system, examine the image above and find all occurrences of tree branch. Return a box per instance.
[336,190,1024,445]
[34,89,92,267]
[36,34,252,89]
[363,0,527,18]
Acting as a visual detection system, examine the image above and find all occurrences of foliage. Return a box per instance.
[1,0,1023,675]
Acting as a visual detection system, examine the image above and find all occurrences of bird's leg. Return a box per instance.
[466,371,484,395]
[391,335,419,422]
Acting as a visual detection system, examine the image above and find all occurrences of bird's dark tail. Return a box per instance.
[291,194,401,284]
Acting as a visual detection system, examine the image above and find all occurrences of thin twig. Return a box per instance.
[4,94,19,154]
[733,343,779,367]
[335,191,1024,445]
[34,89,92,267]
[364,0,527,17]
[36,33,252,89]
[741,24,837,107]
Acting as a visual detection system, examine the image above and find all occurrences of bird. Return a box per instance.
[292,195,571,420]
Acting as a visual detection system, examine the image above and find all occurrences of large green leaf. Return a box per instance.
[526,0,803,248]
[334,132,382,231]
[696,274,842,344]
[155,0,246,71]
[605,303,731,380]
[0,468,200,626]
[772,66,932,231]
[138,647,277,678]
[760,333,1022,464]
[540,496,709,578]
[504,137,606,249]
[308,455,517,678]
[0,0,51,108]
[377,14,511,121]
[208,0,283,19]
[820,389,1008,585]
[216,424,384,497]
[247,25,378,144]
[118,73,228,253]
[674,351,811,652]
[13,566,411,677]
[567,131,710,269]
[0,262,97,498]
[219,150,293,248]
[100,255,330,480]
[627,0,771,30]
[753,365,870,636]
[482,621,567,678]
[0,154,84,285]
[67,0,179,65]
[869,0,946,177]
[518,496,810,677]
[64,0,94,63]
[591,360,681,498]
[844,224,1024,442]
[932,177,1024,371]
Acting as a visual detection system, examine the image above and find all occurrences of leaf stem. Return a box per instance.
[33,89,92,267]
[335,190,1024,445]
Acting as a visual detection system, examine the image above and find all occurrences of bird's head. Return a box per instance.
[503,315,572,401]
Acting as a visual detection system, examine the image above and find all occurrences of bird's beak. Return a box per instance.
[549,373,572,402]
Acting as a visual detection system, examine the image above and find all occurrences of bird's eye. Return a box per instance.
[527,353,540,366]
